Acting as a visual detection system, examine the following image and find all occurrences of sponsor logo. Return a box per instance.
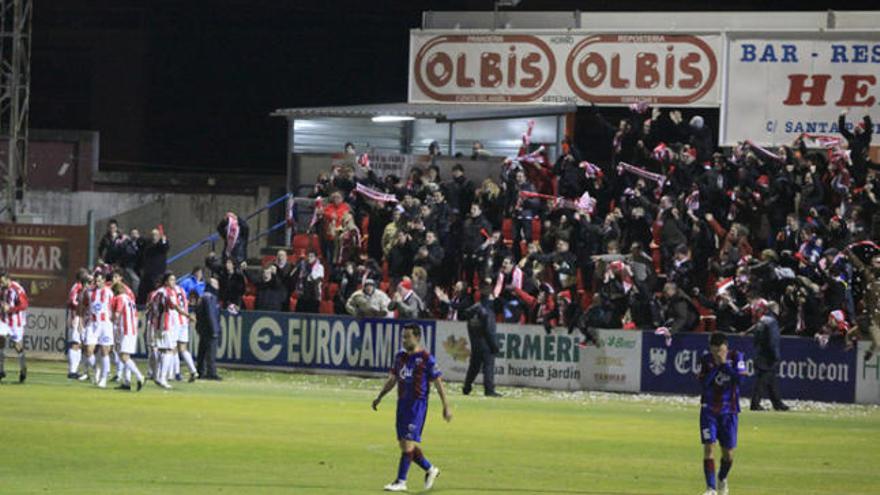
[442,335,471,362]
[565,34,718,104]
[412,34,556,102]
[649,347,667,376]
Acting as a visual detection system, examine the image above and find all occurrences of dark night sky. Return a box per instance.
[32,0,876,174]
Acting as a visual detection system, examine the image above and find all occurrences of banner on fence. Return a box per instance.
[0,224,88,307]
[723,35,880,145]
[136,311,435,376]
[856,341,880,405]
[409,31,722,106]
[640,332,857,403]
[5,307,68,357]
[435,322,641,392]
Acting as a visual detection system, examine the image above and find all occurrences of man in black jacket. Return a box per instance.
[461,203,492,287]
[196,277,222,380]
[749,300,789,411]
[461,292,501,397]
[137,228,169,304]
[838,110,873,185]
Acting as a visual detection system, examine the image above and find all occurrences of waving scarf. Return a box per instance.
[225,213,239,258]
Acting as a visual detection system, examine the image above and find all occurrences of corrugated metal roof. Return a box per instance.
[271,102,575,122]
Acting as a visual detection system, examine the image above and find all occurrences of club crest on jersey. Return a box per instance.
[91,301,104,313]
[649,347,667,376]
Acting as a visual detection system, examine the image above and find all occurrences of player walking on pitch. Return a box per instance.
[372,323,451,492]
[699,332,746,495]
[0,269,29,383]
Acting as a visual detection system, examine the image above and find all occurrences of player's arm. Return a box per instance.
[433,377,453,422]
[720,350,747,385]
[372,374,398,411]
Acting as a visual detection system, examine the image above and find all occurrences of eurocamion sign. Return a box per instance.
[409,31,722,106]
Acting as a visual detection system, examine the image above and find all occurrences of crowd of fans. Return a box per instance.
[97,106,880,360]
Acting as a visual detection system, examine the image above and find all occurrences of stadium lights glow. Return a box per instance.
[371,115,416,123]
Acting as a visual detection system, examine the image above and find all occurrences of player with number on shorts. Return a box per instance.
[0,269,29,383]
[81,270,115,388]
[111,282,145,391]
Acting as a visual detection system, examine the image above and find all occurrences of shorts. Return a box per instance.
[155,329,176,350]
[0,321,23,344]
[118,334,138,355]
[396,400,428,443]
[174,322,190,343]
[700,409,738,449]
[85,321,114,347]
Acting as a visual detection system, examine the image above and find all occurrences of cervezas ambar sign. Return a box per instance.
[0,223,88,307]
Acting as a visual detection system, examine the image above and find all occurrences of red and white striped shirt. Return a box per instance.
[67,282,84,311]
[84,285,114,323]
[1,280,28,328]
[159,286,188,330]
[111,293,138,336]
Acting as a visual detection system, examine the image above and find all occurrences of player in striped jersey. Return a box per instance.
[144,280,164,381]
[66,269,91,379]
[110,270,136,382]
[81,270,115,388]
[0,269,29,383]
[155,272,194,388]
[110,282,144,391]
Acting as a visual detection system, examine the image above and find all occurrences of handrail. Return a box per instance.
[166,192,291,266]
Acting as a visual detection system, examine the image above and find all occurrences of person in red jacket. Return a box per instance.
[0,269,29,383]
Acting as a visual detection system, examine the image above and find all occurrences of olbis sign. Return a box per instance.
[409,31,721,106]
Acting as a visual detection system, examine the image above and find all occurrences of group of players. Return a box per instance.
[65,267,199,390]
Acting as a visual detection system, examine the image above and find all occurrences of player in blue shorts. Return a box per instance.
[699,332,746,495]
[373,322,452,492]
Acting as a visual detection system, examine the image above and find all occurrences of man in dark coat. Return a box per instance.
[196,277,222,380]
[749,300,789,411]
[461,290,501,397]
[137,228,169,304]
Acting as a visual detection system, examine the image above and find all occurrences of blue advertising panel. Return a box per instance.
[137,311,435,375]
[641,332,857,403]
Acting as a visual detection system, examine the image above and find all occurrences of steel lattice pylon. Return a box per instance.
[0,0,31,222]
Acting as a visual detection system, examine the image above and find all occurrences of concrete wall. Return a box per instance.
[17,188,272,274]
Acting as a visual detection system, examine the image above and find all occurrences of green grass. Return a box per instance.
[0,361,878,495]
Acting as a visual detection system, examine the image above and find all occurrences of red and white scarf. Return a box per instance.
[617,161,667,191]
[579,160,603,179]
[801,133,842,149]
[355,182,398,204]
[745,140,784,163]
[225,213,239,258]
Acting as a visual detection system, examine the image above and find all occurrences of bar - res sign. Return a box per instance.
[0,223,87,307]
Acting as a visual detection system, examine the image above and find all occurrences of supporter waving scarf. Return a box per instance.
[224,213,239,259]
[355,182,398,204]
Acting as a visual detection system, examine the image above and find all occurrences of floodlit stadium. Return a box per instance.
[2,3,880,495]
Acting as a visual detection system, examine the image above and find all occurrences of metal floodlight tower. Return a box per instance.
[0,0,32,223]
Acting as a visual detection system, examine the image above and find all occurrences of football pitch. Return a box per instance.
[1,361,878,495]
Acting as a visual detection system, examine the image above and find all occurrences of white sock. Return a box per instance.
[125,359,144,382]
[114,351,123,379]
[173,353,180,376]
[87,354,96,374]
[123,367,131,385]
[101,355,110,382]
[18,352,26,370]
[162,352,174,382]
[69,348,82,374]
[148,349,157,378]
[180,350,197,374]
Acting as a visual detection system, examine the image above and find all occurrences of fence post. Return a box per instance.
[87,209,96,267]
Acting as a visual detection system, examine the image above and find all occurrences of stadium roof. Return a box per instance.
[270,102,575,122]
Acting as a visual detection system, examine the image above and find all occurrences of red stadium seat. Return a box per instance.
[319,300,334,315]
[292,234,311,251]
[379,281,390,294]
[242,295,255,311]
[325,283,339,301]
[502,218,513,241]
[289,295,298,311]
